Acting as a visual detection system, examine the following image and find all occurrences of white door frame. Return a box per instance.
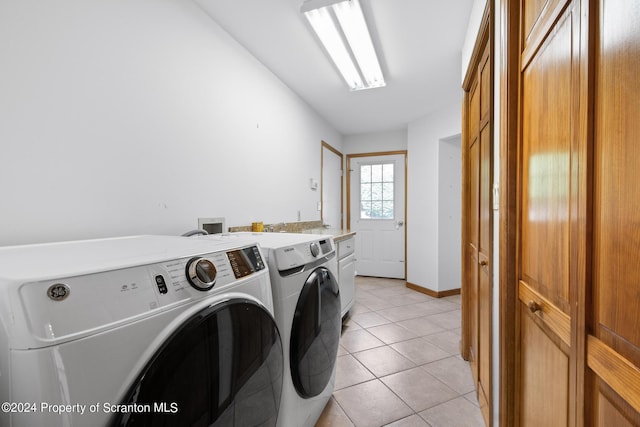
[346,150,408,278]
[321,141,344,229]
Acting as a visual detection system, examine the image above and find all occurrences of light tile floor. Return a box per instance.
[315,276,485,427]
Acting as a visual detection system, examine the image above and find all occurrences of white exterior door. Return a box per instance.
[349,153,405,278]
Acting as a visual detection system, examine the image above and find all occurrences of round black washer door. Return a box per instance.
[289,266,341,398]
[111,299,283,427]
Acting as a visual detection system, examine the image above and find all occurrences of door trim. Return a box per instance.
[346,150,408,279]
[498,0,519,426]
[321,140,344,229]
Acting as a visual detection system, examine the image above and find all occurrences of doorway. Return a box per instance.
[321,141,343,229]
[347,151,407,279]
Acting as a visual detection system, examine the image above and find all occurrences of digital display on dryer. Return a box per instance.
[319,239,331,254]
[227,246,265,279]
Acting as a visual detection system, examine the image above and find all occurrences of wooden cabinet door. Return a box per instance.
[517,1,579,425]
[588,0,640,423]
[477,46,492,426]
[467,78,479,383]
[463,31,491,427]
[504,0,640,424]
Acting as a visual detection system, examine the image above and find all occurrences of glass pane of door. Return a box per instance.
[360,163,394,219]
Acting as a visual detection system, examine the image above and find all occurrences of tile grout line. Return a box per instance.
[325,278,472,427]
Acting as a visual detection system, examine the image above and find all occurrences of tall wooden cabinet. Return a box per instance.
[498,0,640,425]
[590,0,640,424]
[517,0,579,425]
[462,7,493,426]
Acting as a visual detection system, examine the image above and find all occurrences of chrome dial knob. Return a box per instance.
[310,242,320,257]
[186,257,217,291]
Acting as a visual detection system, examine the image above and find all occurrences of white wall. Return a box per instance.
[343,129,407,154]
[438,135,462,292]
[0,0,341,246]
[406,102,462,291]
[461,0,488,82]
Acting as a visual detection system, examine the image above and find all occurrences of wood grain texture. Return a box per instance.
[498,0,520,425]
[519,280,571,347]
[520,306,570,427]
[593,0,640,361]
[477,41,493,427]
[461,14,492,425]
[588,335,640,415]
[517,3,579,426]
[523,0,549,43]
[509,0,640,424]
[597,390,635,427]
[520,9,573,315]
[522,0,572,68]
[590,1,640,423]
[470,82,480,145]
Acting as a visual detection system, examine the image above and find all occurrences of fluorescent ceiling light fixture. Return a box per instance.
[301,0,385,91]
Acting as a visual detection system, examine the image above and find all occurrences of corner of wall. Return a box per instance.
[406,103,462,292]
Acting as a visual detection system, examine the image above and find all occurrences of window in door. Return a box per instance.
[360,163,394,219]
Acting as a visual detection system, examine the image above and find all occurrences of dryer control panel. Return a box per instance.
[10,244,268,349]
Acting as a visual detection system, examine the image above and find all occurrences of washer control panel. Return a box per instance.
[15,244,267,347]
[227,245,266,278]
[186,257,217,291]
[273,237,334,271]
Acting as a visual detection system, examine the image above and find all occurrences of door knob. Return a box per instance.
[527,300,541,313]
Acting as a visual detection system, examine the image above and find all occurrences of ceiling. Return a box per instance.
[194,0,474,136]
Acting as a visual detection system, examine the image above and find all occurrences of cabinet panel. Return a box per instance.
[480,53,491,121]
[522,0,572,65]
[479,124,491,256]
[478,259,491,423]
[590,1,640,423]
[467,244,479,383]
[520,9,573,315]
[470,83,479,143]
[597,389,636,427]
[337,237,355,259]
[338,252,355,318]
[517,4,577,426]
[468,130,480,385]
[520,307,569,427]
[469,141,479,249]
[594,0,640,361]
[523,0,548,44]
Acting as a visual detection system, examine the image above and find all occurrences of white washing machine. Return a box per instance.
[201,232,341,427]
[0,235,283,427]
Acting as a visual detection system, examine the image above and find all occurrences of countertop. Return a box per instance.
[301,228,355,242]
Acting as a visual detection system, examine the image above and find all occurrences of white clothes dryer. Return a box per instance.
[203,232,341,427]
[0,235,283,427]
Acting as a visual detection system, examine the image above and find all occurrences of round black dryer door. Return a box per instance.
[111,299,283,427]
[290,266,341,398]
